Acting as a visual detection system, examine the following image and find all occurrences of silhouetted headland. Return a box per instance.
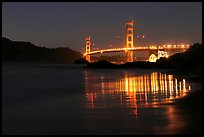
[2,37,82,64]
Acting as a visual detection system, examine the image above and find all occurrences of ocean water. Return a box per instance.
[2,63,202,135]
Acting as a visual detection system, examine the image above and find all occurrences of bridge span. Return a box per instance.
[83,19,190,62]
[83,45,189,56]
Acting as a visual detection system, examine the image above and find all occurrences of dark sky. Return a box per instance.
[2,2,202,52]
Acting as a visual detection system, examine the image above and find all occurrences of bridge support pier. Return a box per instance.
[86,55,90,62]
[125,20,134,62]
[126,51,134,62]
[85,36,91,62]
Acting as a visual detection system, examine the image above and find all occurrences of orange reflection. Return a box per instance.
[84,71,191,115]
[154,106,188,135]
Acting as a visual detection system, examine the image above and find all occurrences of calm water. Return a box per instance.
[2,63,202,135]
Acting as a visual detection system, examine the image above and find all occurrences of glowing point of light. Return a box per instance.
[149,54,157,62]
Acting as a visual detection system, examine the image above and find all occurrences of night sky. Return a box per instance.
[2,2,202,52]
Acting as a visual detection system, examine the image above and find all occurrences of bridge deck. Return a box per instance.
[84,45,189,56]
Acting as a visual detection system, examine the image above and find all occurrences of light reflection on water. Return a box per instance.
[83,70,195,134]
[2,64,200,135]
[85,70,191,112]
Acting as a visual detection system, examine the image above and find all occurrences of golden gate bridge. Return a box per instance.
[83,20,190,63]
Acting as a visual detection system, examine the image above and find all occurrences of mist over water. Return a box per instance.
[2,63,202,135]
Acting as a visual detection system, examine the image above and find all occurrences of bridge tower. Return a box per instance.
[125,20,134,62]
[85,36,91,62]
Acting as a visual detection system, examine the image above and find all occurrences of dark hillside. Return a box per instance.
[2,37,82,64]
